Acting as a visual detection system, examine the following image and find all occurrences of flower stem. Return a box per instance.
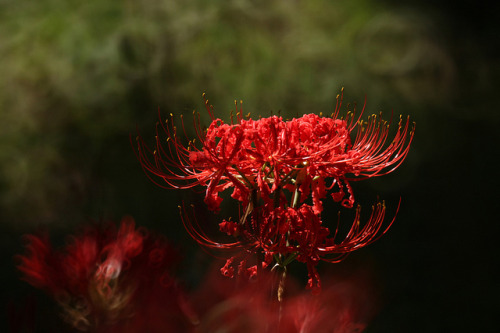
[277,265,287,303]
[277,265,287,333]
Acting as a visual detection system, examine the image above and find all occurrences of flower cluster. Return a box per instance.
[135,90,414,292]
[16,217,193,332]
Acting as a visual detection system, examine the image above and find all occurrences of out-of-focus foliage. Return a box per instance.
[0,0,465,230]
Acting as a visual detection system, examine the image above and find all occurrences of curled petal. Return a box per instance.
[179,204,245,253]
[318,199,399,258]
[221,258,235,278]
[306,264,321,295]
[219,220,239,236]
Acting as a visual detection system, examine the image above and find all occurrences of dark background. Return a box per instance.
[1,0,498,331]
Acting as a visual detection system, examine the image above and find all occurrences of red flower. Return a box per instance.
[135,90,414,291]
[16,217,194,332]
[135,90,414,213]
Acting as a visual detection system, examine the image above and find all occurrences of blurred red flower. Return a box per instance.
[192,262,377,333]
[16,217,196,332]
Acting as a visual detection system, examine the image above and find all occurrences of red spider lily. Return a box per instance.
[135,89,414,213]
[134,90,414,292]
[16,217,195,332]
